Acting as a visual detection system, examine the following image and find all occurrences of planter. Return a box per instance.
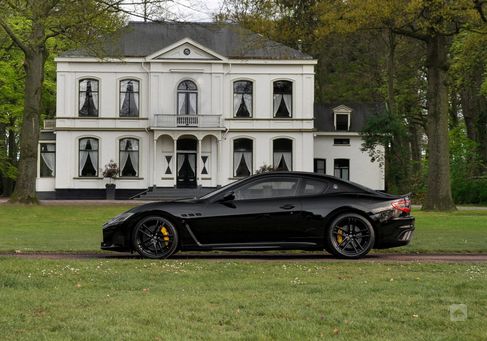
[105,183,116,200]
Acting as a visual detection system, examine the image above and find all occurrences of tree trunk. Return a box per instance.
[422,35,456,211]
[9,48,46,203]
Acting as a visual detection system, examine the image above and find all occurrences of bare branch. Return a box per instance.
[0,17,29,54]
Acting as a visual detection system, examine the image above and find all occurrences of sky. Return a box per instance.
[126,0,224,22]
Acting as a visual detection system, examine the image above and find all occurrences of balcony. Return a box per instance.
[43,119,56,130]
[153,114,223,129]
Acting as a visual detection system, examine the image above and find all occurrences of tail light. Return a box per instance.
[391,197,411,215]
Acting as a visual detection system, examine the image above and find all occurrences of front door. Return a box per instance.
[177,152,197,188]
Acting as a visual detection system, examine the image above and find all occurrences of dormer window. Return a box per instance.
[333,105,352,131]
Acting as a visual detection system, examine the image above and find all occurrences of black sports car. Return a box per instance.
[101,172,414,259]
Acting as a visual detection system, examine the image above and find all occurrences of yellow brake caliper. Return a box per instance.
[160,226,170,246]
[337,228,343,244]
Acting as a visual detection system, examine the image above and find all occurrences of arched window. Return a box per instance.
[79,138,99,177]
[79,79,99,117]
[273,138,292,171]
[233,81,253,117]
[177,80,197,115]
[273,80,292,118]
[233,138,253,177]
[120,79,139,117]
[119,138,139,177]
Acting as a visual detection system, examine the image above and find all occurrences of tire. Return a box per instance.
[325,212,375,259]
[132,215,179,259]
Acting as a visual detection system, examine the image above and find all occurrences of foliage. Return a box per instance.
[102,160,119,179]
[449,124,487,204]
[255,164,275,174]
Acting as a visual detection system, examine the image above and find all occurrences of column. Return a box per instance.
[197,138,202,185]
[173,137,177,187]
[152,136,157,186]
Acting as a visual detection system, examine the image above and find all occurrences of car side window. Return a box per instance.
[234,178,299,200]
[301,179,329,196]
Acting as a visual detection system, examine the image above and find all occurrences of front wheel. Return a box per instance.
[132,216,179,259]
[325,213,375,259]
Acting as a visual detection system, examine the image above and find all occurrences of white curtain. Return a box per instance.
[130,140,139,176]
[188,154,195,173]
[79,139,89,175]
[177,154,185,173]
[189,93,197,114]
[178,93,186,114]
[273,94,282,116]
[234,151,252,176]
[243,94,252,116]
[283,94,292,116]
[79,138,98,175]
[233,94,241,115]
[274,152,292,171]
[41,144,55,176]
[119,139,129,173]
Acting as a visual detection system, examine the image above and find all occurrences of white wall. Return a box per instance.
[314,135,385,190]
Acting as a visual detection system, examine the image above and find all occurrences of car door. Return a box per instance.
[187,176,302,245]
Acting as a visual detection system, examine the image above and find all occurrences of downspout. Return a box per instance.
[141,61,155,187]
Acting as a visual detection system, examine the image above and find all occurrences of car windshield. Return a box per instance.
[198,178,248,200]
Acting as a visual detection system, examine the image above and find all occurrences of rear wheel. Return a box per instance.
[132,216,179,259]
[325,213,375,259]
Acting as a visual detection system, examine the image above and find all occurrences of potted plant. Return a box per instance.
[103,160,119,200]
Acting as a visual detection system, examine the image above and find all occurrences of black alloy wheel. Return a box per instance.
[132,216,179,259]
[325,213,375,259]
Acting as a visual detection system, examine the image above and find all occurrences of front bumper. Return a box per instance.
[374,216,415,249]
[101,223,130,252]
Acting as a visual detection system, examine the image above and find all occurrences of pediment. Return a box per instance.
[147,38,226,61]
[332,104,353,113]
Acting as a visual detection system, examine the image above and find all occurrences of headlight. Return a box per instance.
[104,212,134,227]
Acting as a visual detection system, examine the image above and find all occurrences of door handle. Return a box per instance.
[280,204,295,210]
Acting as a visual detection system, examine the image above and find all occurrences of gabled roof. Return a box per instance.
[61,22,313,60]
[314,103,386,132]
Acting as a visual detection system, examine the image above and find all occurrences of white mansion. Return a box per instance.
[37,22,384,199]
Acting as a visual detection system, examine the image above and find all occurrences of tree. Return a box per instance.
[0,1,124,203]
[318,0,487,210]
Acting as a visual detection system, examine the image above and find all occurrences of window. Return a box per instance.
[234,178,299,200]
[120,80,139,117]
[40,143,55,177]
[233,81,253,118]
[301,179,328,196]
[335,114,349,131]
[273,80,292,117]
[334,159,350,181]
[233,138,253,177]
[334,138,350,145]
[314,159,326,174]
[177,80,197,115]
[273,138,292,171]
[79,138,99,177]
[79,79,99,117]
[119,138,139,177]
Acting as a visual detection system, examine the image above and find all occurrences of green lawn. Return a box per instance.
[0,204,486,253]
[1,258,486,340]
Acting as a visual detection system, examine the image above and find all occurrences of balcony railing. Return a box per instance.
[153,114,223,128]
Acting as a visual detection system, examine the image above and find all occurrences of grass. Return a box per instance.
[0,204,487,253]
[1,258,486,340]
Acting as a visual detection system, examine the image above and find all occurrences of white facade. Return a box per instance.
[37,29,384,197]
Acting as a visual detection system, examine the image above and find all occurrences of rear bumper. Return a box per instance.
[374,216,415,249]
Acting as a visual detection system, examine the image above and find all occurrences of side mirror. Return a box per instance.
[220,191,235,202]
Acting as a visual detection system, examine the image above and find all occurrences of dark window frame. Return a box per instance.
[40,143,56,178]
[314,158,326,174]
[177,80,198,115]
[79,78,99,117]
[334,158,350,181]
[335,113,349,131]
[79,137,99,177]
[233,80,253,118]
[333,138,350,145]
[119,79,140,117]
[233,138,253,178]
[273,80,293,118]
[273,138,293,171]
[119,138,140,177]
